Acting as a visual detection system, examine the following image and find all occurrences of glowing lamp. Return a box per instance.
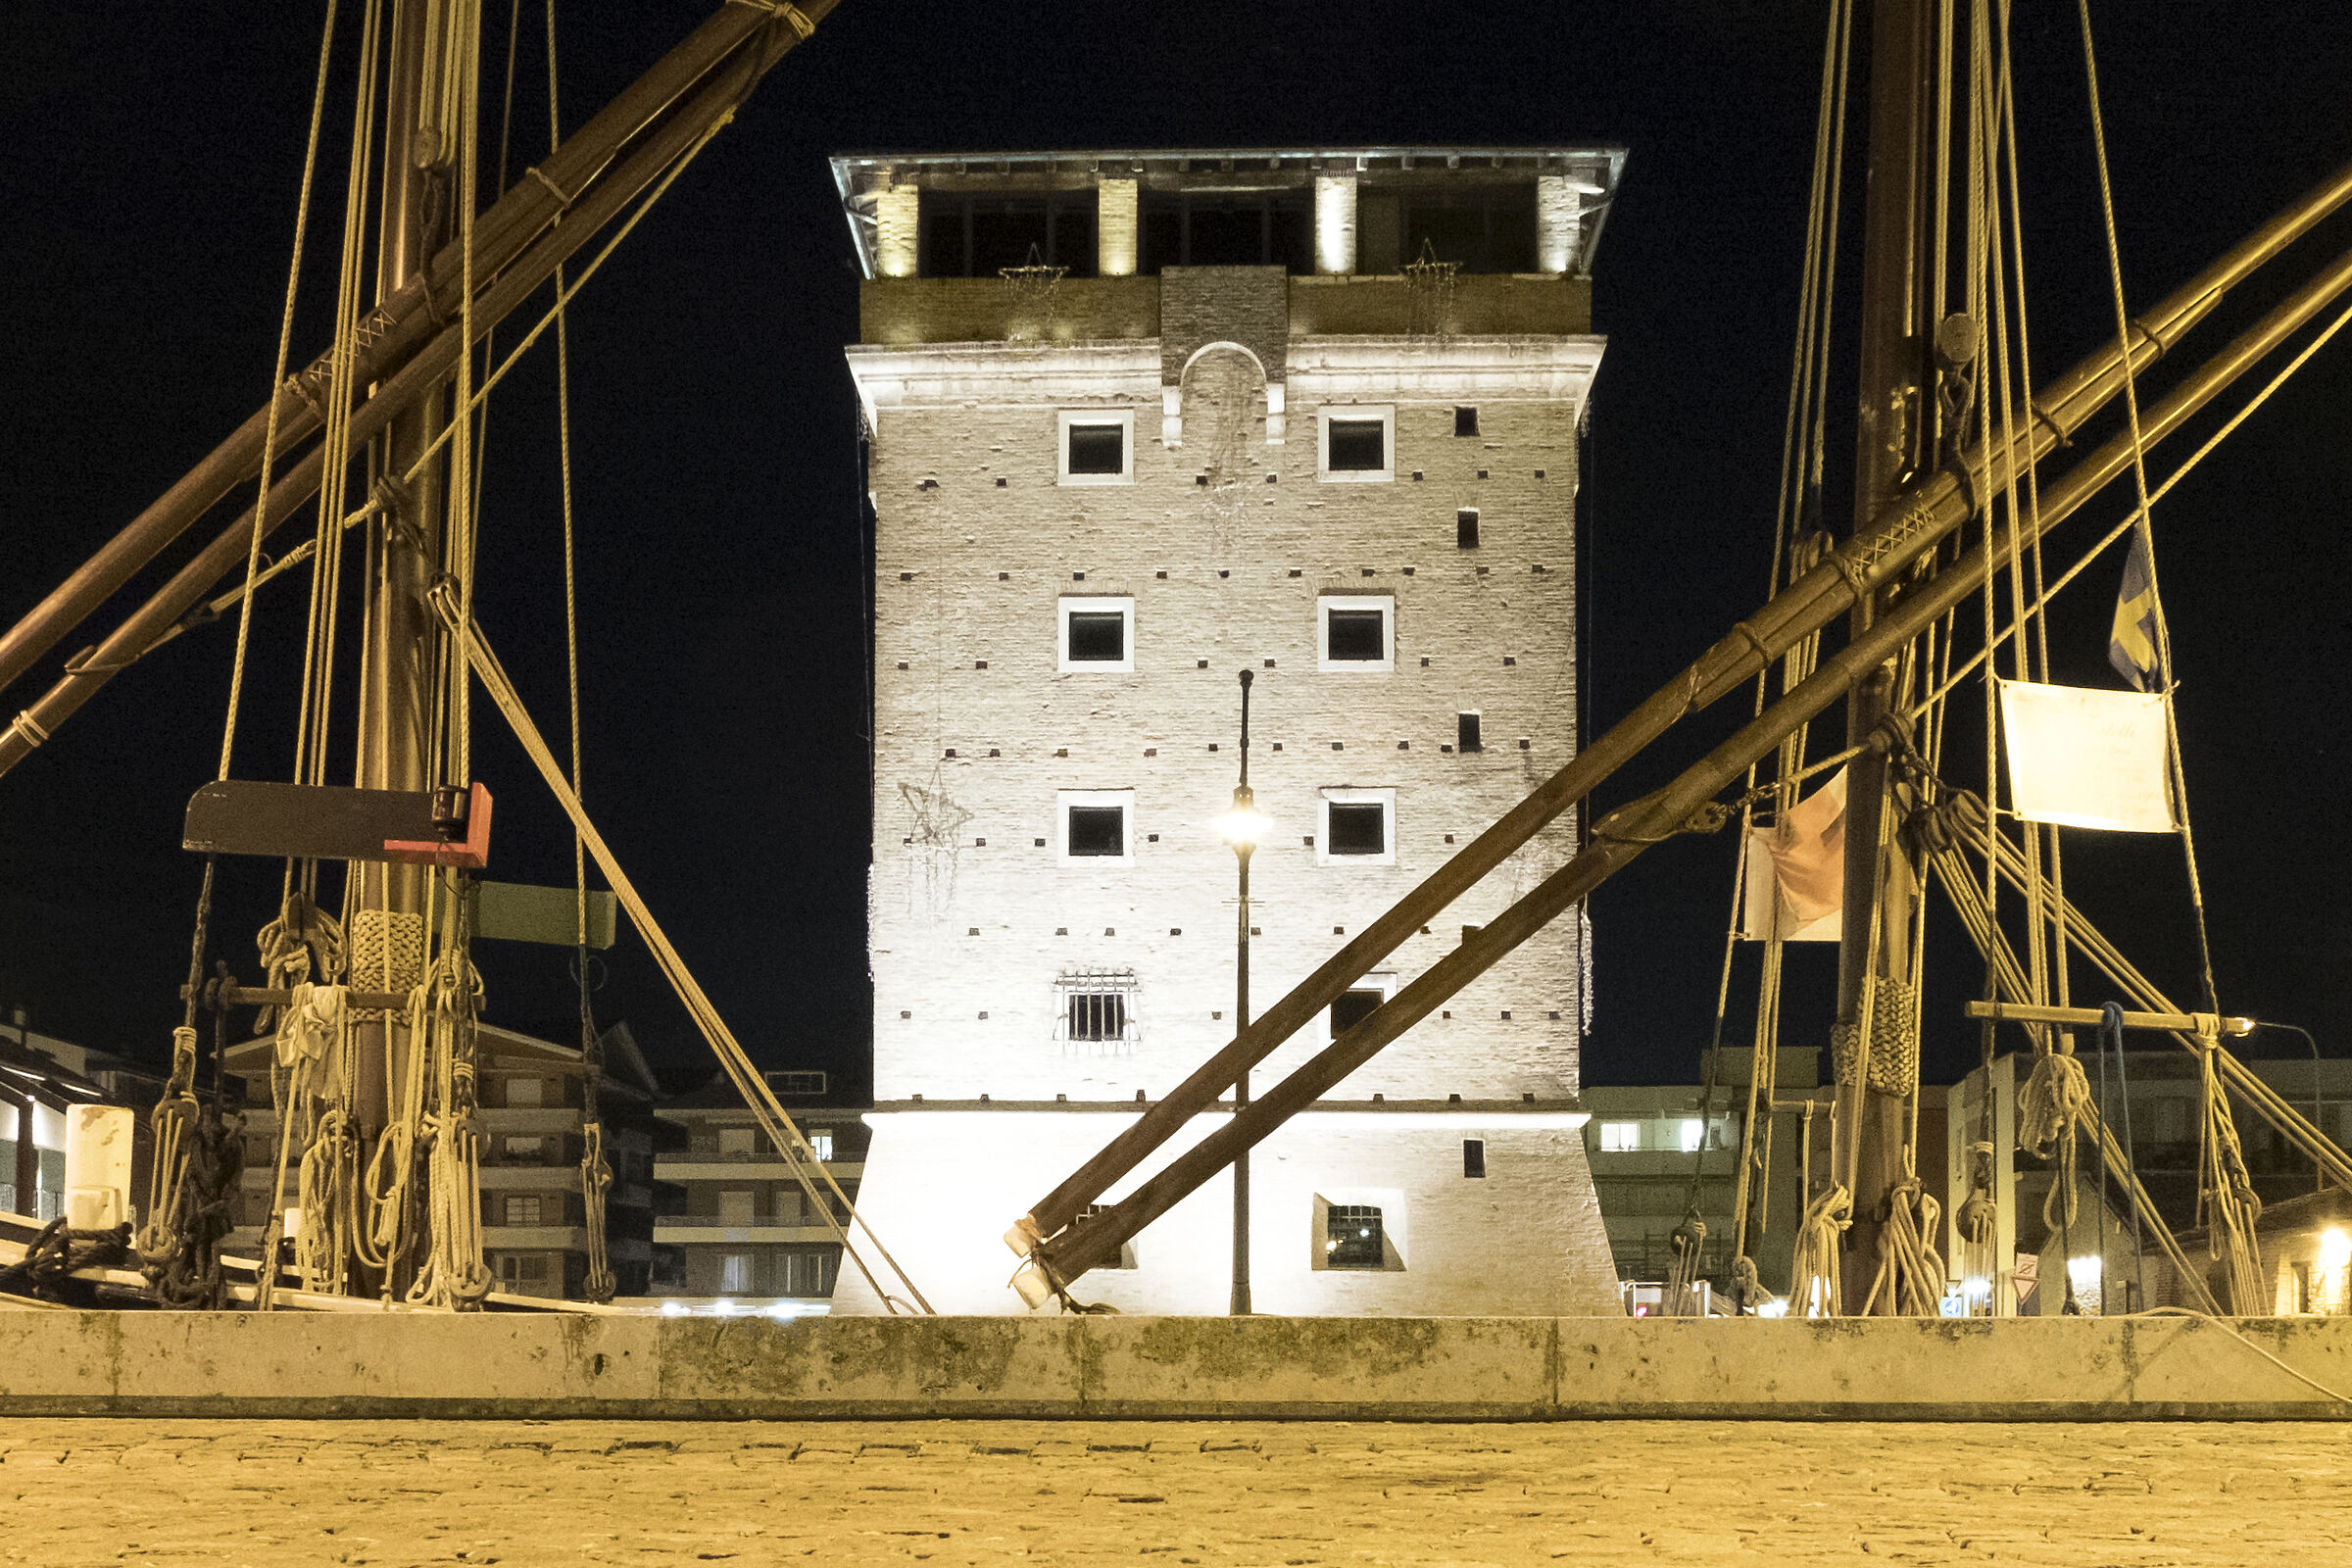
[1214,787,1272,847]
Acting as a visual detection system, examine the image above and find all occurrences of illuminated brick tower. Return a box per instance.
[832,147,1626,1314]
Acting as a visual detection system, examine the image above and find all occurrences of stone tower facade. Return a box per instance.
[831,147,1626,1315]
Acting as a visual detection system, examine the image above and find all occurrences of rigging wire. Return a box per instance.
[1724,0,1852,1286]
[220,0,342,784]
[2074,0,2223,1015]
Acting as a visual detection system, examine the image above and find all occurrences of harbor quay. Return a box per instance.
[3,1416,2345,1566]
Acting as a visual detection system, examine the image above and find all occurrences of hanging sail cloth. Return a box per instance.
[1739,766,1846,942]
[1997,679,2176,833]
[2108,530,2160,692]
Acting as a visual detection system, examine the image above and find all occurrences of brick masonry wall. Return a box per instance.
[858,330,1600,1107]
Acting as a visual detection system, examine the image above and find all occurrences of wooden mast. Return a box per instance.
[350,0,455,1289]
[1834,0,1941,1309]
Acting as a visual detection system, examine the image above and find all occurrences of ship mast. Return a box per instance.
[1834,0,1942,1308]
[351,0,461,1290]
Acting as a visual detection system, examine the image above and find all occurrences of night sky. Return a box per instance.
[4,2,2348,1104]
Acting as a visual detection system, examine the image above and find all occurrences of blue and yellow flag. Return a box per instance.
[2108,530,2159,692]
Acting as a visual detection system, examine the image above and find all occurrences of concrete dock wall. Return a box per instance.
[2,1311,2347,1421]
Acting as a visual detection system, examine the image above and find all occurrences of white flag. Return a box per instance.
[1998,679,2176,833]
[1739,767,1845,942]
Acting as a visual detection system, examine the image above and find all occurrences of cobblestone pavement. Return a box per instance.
[1,1418,2345,1566]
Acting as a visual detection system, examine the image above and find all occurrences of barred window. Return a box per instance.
[1325,1204,1385,1269]
[1054,967,1140,1053]
[1069,992,1127,1042]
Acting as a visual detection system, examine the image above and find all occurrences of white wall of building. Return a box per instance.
[835,1108,1619,1316]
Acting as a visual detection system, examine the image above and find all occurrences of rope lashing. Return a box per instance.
[1665,1212,1708,1316]
[1831,974,1921,1098]
[1788,1183,1852,1317]
[7,710,49,749]
[2018,1047,2093,1230]
[523,163,576,207]
[0,1220,134,1302]
[1864,1176,1947,1317]
[1727,1253,1776,1316]
[2193,1030,2267,1312]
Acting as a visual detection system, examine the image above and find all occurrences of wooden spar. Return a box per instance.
[0,1,834,712]
[1008,158,2352,1254]
[1836,0,1941,1308]
[0,4,842,784]
[1033,237,2352,1285]
[1964,1001,2256,1036]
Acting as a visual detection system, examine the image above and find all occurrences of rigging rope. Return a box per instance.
[2075,0,2223,1016]
[433,591,935,1313]
[545,0,615,1305]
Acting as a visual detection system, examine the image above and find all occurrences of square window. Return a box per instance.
[1077,1202,1140,1269]
[1068,807,1124,857]
[1328,804,1385,856]
[1318,595,1395,671]
[1457,711,1482,753]
[503,1194,544,1227]
[1331,987,1384,1040]
[1056,790,1136,864]
[1058,596,1135,672]
[496,1253,550,1285]
[1317,789,1396,865]
[1318,406,1395,482]
[1325,1203,1386,1269]
[1598,1121,1640,1152]
[1059,410,1135,484]
[1457,508,1480,549]
[1454,406,1480,438]
[1463,1139,1487,1179]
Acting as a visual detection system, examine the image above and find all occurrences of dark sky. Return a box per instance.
[3,2,2348,1102]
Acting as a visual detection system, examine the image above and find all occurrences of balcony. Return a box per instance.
[653,1213,849,1245]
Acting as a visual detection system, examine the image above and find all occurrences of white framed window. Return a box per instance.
[503,1194,545,1227]
[1317,787,1396,866]
[1327,972,1396,1044]
[1056,788,1135,864]
[807,1128,836,1161]
[1058,409,1134,485]
[1318,404,1394,481]
[1598,1121,1641,1152]
[1318,594,1395,671]
[1057,596,1135,672]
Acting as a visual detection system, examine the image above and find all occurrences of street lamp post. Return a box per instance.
[1213,669,1270,1316]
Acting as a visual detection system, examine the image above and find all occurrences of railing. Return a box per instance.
[654,1210,847,1229]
